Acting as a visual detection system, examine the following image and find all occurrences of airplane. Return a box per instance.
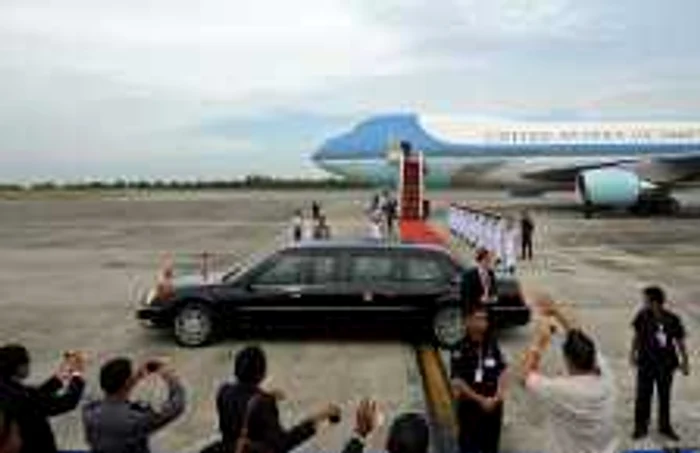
[312,113,700,216]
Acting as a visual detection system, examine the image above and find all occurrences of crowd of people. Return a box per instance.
[0,280,691,453]
[450,284,690,453]
[0,343,431,453]
[290,201,331,242]
[448,205,535,273]
[0,282,689,453]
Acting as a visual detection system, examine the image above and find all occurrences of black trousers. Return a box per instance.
[634,365,675,432]
[458,403,503,453]
[521,237,533,260]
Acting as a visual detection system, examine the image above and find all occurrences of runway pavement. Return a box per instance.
[1,189,699,452]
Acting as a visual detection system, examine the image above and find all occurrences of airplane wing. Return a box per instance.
[652,153,700,183]
[520,159,637,183]
[522,154,700,186]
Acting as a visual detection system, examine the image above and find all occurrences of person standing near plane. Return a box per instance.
[492,216,503,268]
[630,286,689,441]
[311,201,321,221]
[383,193,398,239]
[503,218,518,274]
[520,211,534,260]
[474,213,484,249]
[368,208,383,240]
[461,248,498,308]
[486,216,497,257]
[312,215,331,240]
[291,210,304,242]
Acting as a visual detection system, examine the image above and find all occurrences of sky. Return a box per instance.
[1,0,700,182]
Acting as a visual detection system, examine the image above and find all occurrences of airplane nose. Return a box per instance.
[311,146,330,171]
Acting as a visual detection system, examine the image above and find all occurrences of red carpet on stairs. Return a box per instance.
[400,220,446,245]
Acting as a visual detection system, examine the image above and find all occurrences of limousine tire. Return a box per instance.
[174,302,214,347]
[432,304,466,349]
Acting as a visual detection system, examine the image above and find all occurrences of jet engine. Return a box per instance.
[576,168,641,207]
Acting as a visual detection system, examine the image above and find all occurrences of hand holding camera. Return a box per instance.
[354,399,379,438]
[57,350,86,380]
[313,403,342,426]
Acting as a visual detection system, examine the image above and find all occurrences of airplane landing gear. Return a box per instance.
[628,192,680,216]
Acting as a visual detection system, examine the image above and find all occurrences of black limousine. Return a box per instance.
[137,241,530,348]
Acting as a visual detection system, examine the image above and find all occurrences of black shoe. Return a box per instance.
[659,427,680,441]
[631,429,647,440]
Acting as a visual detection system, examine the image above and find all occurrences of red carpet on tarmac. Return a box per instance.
[400,220,446,245]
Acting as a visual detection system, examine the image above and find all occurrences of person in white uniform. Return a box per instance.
[503,218,518,274]
[493,216,505,269]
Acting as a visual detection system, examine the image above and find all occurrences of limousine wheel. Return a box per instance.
[174,303,213,347]
[432,305,465,349]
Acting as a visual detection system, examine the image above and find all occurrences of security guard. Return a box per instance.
[451,306,507,453]
[630,286,689,441]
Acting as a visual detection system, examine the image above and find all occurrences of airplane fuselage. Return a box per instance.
[313,114,700,191]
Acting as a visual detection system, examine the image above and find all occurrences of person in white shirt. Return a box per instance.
[503,218,518,274]
[475,214,484,249]
[449,206,457,235]
[485,217,496,255]
[520,295,618,453]
[368,209,383,240]
[291,210,303,242]
[493,216,505,268]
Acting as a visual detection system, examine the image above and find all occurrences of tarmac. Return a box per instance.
[0,189,699,452]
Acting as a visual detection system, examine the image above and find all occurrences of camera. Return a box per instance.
[145,360,162,373]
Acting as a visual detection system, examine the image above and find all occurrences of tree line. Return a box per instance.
[0,175,371,192]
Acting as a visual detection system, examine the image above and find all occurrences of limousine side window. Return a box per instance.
[405,256,448,283]
[349,254,400,283]
[308,255,339,284]
[254,254,307,286]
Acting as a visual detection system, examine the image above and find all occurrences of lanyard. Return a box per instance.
[475,345,485,383]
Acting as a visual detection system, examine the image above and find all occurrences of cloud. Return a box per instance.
[0,0,700,181]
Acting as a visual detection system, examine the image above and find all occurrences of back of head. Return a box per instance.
[386,413,429,453]
[100,358,133,395]
[643,285,665,307]
[563,330,597,374]
[475,247,489,263]
[0,345,29,381]
[235,346,267,386]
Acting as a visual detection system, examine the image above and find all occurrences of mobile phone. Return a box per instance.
[145,360,162,373]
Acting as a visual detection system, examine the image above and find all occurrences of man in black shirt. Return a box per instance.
[520,211,534,260]
[451,306,507,453]
[214,346,340,453]
[630,286,689,441]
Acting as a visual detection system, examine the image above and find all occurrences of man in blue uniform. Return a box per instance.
[451,306,508,453]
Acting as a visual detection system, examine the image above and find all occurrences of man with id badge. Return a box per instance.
[450,306,507,453]
[630,286,689,441]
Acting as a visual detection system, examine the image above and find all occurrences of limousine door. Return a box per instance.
[222,251,314,327]
[343,252,409,326]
